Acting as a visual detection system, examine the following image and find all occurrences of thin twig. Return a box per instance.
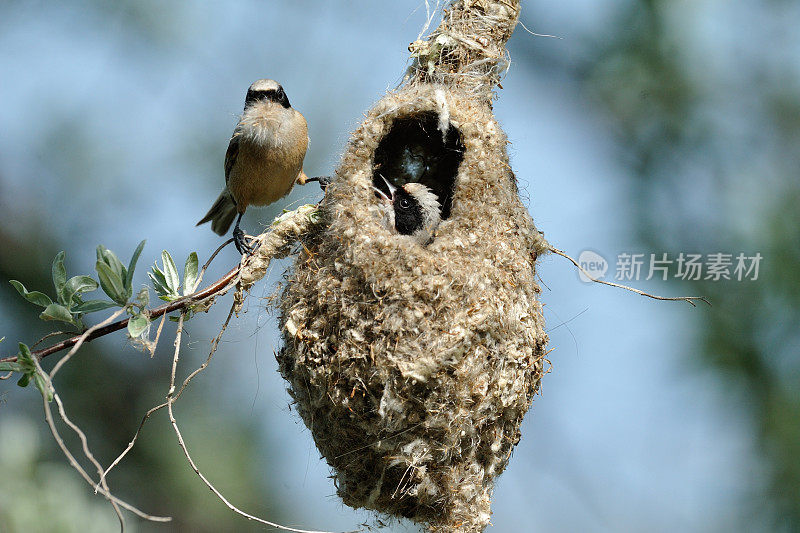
[31,356,171,523]
[549,246,711,307]
[97,399,167,490]
[517,19,562,39]
[148,312,168,358]
[31,330,71,349]
[50,307,127,379]
[1,205,318,365]
[53,392,125,529]
[196,237,234,287]
[98,302,237,487]
[0,266,240,364]
[172,300,235,399]
[9,205,326,529]
[165,312,343,533]
[35,316,169,526]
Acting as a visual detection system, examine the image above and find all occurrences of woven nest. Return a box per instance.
[277,83,548,533]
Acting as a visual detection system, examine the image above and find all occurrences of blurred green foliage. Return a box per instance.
[522,0,800,529]
[0,416,122,533]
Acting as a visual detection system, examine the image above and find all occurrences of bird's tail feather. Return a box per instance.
[197,189,238,236]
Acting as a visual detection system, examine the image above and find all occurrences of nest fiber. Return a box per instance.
[278,84,547,533]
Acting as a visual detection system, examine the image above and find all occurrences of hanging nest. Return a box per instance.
[276,82,549,533]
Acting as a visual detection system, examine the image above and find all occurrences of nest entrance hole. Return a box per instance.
[372,111,465,220]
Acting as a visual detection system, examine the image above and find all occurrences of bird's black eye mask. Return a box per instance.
[392,189,424,236]
[245,87,291,109]
[371,112,464,220]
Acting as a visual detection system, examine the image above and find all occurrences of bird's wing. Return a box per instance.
[224,134,240,185]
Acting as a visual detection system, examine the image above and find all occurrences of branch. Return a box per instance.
[31,324,171,524]
[406,0,521,99]
[164,311,344,533]
[97,300,237,487]
[549,246,711,307]
[0,266,239,365]
[1,204,320,366]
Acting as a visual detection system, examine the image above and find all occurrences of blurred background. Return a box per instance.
[1,0,798,531]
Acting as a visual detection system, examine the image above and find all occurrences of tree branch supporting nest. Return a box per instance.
[0,205,320,366]
[4,204,326,532]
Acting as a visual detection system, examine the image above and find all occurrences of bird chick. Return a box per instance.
[374,175,442,244]
[197,79,309,254]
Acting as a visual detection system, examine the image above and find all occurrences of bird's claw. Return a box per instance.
[233,227,255,255]
[305,175,332,190]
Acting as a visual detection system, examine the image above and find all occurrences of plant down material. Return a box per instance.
[277,82,548,533]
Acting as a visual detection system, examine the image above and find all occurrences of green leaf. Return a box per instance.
[72,299,118,313]
[17,373,30,387]
[18,342,32,362]
[33,373,53,402]
[96,261,127,304]
[127,314,150,338]
[97,245,126,282]
[148,269,170,297]
[62,275,99,307]
[0,361,24,372]
[183,252,199,296]
[150,281,168,297]
[39,303,75,324]
[9,280,53,308]
[149,265,168,288]
[134,286,150,308]
[161,251,180,294]
[14,344,36,374]
[52,251,67,299]
[124,240,146,294]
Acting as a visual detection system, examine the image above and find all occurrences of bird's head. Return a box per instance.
[244,79,291,109]
[374,175,442,243]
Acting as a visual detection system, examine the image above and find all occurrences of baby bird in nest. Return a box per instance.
[374,175,442,244]
[198,79,310,254]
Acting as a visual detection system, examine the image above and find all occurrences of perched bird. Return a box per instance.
[197,79,309,254]
[374,175,442,244]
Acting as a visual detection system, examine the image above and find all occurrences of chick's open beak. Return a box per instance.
[373,174,397,206]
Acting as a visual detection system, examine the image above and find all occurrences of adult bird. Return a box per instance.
[198,79,310,254]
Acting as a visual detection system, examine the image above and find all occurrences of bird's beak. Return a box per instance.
[373,174,396,205]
